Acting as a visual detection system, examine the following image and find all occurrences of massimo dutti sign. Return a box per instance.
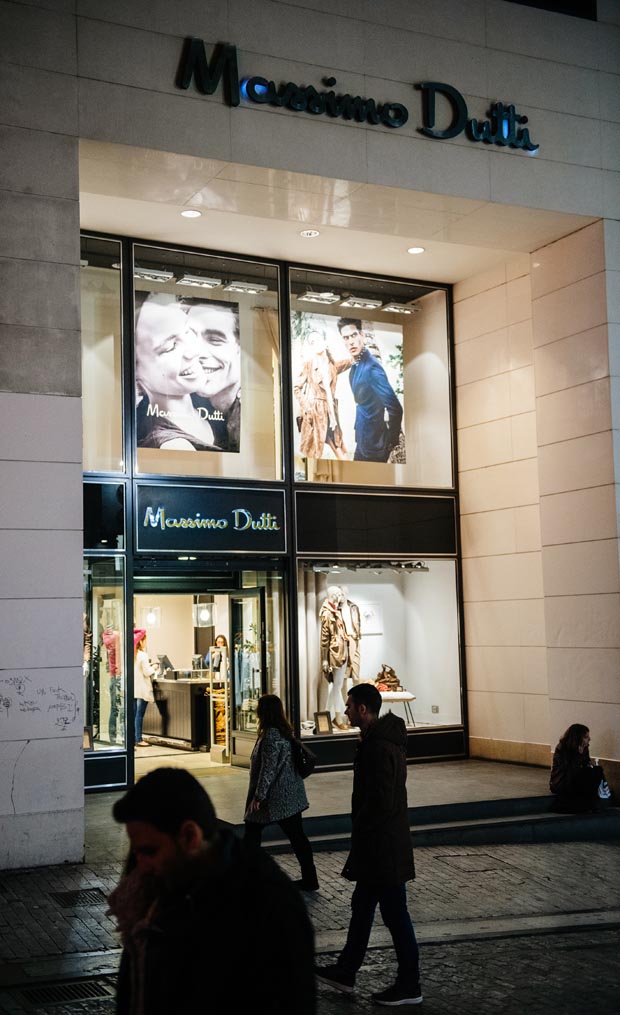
[137,485,286,554]
[177,38,540,153]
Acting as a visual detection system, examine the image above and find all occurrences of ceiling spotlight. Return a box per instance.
[297,290,341,305]
[381,301,420,314]
[407,246,425,255]
[340,295,383,310]
[300,229,320,238]
[176,274,222,288]
[223,280,268,294]
[134,266,175,282]
[181,209,202,218]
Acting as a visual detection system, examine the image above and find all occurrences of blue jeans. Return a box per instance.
[339,882,420,987]
[134,698,148,743]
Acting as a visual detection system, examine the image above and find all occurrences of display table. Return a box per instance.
[379,691,416,726]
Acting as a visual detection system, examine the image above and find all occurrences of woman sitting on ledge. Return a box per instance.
[550,723,609,813]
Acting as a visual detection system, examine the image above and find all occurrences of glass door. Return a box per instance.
[231,589,266,735]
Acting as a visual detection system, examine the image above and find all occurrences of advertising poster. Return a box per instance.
[291,311,405,464]
[134,293,241,453]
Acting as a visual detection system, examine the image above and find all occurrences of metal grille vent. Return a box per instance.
[19,977,116,1005]
[49,887,108,908]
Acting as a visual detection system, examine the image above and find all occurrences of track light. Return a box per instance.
[134,266,175,282]
[223,280,268,294]
[381,301,421,314]
[297,290,341,305]
[340,295,383,310]
[176,274,222,288]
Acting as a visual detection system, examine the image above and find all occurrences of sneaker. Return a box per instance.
[372,982,423,1006]
[315,964,355,994]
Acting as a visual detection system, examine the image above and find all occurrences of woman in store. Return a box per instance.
[205,633,229,671]
[133,629,155,748]
[134,295,222,451]
[293,326,351,461]
[550,723,611,813]
[244,694,318,892]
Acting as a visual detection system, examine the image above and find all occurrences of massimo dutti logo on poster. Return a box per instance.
[176,38,540,153]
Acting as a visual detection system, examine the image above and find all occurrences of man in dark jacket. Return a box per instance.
[108,767,315,1015]
[315,683,422,1006]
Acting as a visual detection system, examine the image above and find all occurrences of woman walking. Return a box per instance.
[244,694,318,892]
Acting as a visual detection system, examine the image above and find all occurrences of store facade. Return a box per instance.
[1,0,619,866]
[82,235,463,789]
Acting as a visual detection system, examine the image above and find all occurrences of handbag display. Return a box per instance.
[291,736,317,779]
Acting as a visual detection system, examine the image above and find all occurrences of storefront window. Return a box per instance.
[81,237,124,473]
[133,245,282,482]
[83,556,126,751]
[290,268,452,488]
[297,560,461,737]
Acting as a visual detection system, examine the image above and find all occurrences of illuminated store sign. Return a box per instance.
[137,485,286,553]
[177,38,540,152]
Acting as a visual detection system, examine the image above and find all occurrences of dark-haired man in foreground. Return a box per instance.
[315,682,422,1006]
[109,767,315,1014]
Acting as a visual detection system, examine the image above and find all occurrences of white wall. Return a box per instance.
[454,254,550,764]
[531,220,620,763]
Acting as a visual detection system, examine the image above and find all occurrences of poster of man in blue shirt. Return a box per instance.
[337,318,404,463]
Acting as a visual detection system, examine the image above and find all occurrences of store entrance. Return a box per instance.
[133,584,268,779]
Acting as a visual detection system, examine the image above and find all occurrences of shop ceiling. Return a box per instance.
[79,140,595,285]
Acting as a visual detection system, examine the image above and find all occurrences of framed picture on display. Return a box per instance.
[360,603,383,636]
[314,710,334,735]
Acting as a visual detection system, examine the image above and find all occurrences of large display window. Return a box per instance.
[290,268,452,488]
[83,556,127,752]
[133,245,282,482]
[297,560,462,737]
[81,237,124,473]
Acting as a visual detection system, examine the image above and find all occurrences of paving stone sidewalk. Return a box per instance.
[1,833,619,1013]
[1,840,619,967]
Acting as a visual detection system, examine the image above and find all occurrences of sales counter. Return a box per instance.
[142,674,211,750]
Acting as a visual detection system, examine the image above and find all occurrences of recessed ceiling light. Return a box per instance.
[181,209,202,219]
[300,229,320,238]
[407,246,425,255]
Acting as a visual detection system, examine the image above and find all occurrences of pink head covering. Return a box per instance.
[133,628,147,651]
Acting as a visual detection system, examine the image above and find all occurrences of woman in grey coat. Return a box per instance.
[244,694,319,891]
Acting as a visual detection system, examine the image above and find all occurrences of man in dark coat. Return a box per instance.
[315,682,422,1006]
[108,767,315,1015]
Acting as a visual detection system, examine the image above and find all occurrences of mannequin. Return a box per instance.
[339,585,362,685]
[319,585,349,730]
[100,603,123,744]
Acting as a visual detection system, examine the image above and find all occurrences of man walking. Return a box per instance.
[109,767,315,1014]
[315,683,422,1005]
[337,318,403,463]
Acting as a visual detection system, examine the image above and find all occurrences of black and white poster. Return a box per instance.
[291,311,405,464]
[134,293,241,453]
